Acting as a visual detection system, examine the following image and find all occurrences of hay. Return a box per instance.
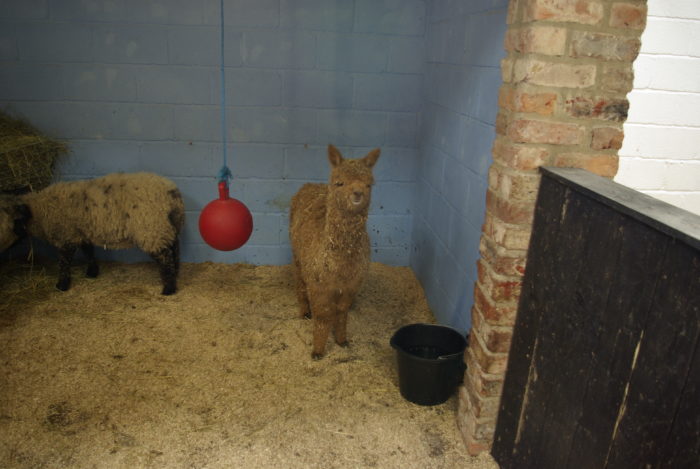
[0,110,68,193]
[0,260,499,469]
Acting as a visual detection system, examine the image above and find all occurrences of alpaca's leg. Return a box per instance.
[293,258,310,318]
[82,243,99,278]
[312,316,332,359]
[56,245,77,291]
[334,295,353,347]
[309,295,333,359]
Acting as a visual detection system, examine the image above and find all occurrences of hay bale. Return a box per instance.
[0,110,68,193]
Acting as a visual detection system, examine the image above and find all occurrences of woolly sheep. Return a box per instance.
[289,144,381,359]
[0,172,185,295]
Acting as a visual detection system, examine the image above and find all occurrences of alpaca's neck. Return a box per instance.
[324,199,368,252]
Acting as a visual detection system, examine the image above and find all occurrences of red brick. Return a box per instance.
[489,164,541,202]
[498,86,516,111]
[565,96,629,122]
[507,0,521,25]
[501,57,514,83]
[495,111,509,136]
[591,126,624,150]
[472,309,514,354]
[483,210,534,250]
[610,3,647,30]
[492,139,550,171]
[508,119,585,145]
[600,65,635,94]
[524,0,604,25]
[473,282,520,327]
[477,259,523,304]
[465,350,507,398]
[518,91,557,115]
[554,152,619,178]
[570,31,641,62]
[459,378,501,420]
[486,189,536,225]
[505,25,567,56]
[479,236,528,277]
[468,332,509,377]
[500,88,557,116]
[513,57,596,88]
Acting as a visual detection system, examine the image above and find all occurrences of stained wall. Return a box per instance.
[410,1,508,332]
[0,0,426,265]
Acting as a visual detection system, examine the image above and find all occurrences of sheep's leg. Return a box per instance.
[150,242,178,295]
[172,236,181,277]
[293,258,310,318]
[56,245,77,291]
[82,243,99,278]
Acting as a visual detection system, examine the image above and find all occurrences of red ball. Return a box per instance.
[199,182,253,251]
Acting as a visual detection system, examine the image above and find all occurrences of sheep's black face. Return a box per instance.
[0,208,19,252]
[329,161,375,215]
[0,202,30,252]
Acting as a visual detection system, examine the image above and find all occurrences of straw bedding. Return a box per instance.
[0,259,498,469]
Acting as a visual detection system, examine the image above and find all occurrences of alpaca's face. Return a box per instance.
[329,160,375,214]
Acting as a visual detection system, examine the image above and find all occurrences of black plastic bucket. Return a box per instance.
[390,323,468,406]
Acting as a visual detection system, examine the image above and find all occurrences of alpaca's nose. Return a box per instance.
[351,190,364,205]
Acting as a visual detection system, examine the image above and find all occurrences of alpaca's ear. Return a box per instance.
[328,144,344,167]
[362,148,381,168]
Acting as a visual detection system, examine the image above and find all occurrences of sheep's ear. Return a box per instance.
[328,144,344,167]
[362,148,381,168]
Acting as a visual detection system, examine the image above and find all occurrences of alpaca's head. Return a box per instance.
[327,144,381,215]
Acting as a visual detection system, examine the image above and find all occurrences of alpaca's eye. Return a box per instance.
[334,182,344,186]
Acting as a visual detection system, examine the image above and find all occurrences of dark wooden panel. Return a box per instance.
[491,174,569,466]
[660,303,700,469]
[605,241,700,468]
[564,219,668,467]
[493,168,700,469]
[541,167,700,250]
[513,191,625,469]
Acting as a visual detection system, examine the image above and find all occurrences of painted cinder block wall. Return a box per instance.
[410,1,508,333]
[616,0,700,215]
[0,0,426,266]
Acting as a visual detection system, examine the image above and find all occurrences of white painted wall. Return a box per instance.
[616,0,700,215]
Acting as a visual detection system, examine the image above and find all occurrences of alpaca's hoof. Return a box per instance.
[302,310,311,319]
[86,264,99,278]
[311,352,324,360]
[337,340,349,348]
[161,285,177,295]
[56,278,70,291]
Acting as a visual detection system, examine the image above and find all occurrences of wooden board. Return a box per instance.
[493,168,700,469]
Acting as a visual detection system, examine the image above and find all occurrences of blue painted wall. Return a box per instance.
[0,0,508,333]
[0,0,425,265]
[410,1,508,333]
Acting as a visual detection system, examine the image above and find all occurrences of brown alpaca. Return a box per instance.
[289,144,381,359]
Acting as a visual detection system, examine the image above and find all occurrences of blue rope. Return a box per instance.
[218,0,231,184]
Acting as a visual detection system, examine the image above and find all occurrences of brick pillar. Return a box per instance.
[457,0,647,455]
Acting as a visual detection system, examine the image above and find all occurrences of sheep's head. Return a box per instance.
[0,198,30,252]
[327,144,381,215]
